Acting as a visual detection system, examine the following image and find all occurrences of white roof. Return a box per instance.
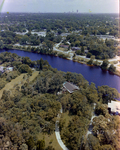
[108,101,120,113]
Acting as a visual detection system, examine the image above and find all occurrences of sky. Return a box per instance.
[0,0,119,13]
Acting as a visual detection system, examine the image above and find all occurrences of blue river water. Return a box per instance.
[0,49,120,95]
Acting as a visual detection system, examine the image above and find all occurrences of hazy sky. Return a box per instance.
[1,0,119,13]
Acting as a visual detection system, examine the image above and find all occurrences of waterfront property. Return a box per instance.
[71,47,81,51]
[63,82,79,93]
[0,66,5,73]
[60,45,69,49]
[0,66,13,73]
[108,101,120,115]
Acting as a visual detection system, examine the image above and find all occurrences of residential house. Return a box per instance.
[63,82,79,93]
[0,66,13,73]
[71,47,81,51]
[0,66,5,73]
[108,100,120,115]
[60,45,69,49]
[85,50,89,53]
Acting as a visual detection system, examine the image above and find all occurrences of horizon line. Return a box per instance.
[0,12,119,14]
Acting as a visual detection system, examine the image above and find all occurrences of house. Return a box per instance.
[61,33,71,37]
[60,45,69,49]
[108,101,120,115]
[85,50,88,53]
[71,47,81,51]
[6,67,13,72]
[63,82,79,93]
[0,66,5,73]
[0,66,13,73]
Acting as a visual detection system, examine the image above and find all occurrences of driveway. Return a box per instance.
[55,108,69,150]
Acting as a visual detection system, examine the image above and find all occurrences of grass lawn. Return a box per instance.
[0,71,39,99]
[29,71,39,82]
[37,132,62,150]
[0,73,26,99]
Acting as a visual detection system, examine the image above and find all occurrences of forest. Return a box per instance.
[0,52,120,150]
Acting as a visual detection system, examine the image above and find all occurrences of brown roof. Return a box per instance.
[63,82,79,93]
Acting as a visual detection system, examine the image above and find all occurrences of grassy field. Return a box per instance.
[29,71,39,82]
[18,71,39,90]
[0,73,26,99]
[0,71,39,99]
[37,132,62,150]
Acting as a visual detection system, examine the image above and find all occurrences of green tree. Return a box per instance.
[101,60,109,70]
[26,136,35,150]
[58,29,62,35]
[18,64,32,73]
[97,85,119,103]
[81,46,84,53]
[39,58,44,70]
[36,139,45,150]
[108,64,116,73]
[86,134,100,150]
[45,146,55,150]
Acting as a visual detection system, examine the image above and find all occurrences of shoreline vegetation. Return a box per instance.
[9,45,120,77]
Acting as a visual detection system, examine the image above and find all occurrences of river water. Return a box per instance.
[0,49,120,94]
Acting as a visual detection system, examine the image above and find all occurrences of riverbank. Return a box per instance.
[4,46,120,78]
[0,49,120,94]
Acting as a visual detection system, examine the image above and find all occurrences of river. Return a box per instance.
[0,49,120,95]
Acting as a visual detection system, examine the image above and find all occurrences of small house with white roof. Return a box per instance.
[108,100,120,115]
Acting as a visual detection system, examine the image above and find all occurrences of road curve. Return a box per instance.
[55,108,69,150]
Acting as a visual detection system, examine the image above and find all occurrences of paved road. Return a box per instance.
[86,103,97,137]
[53,41,120,65]
[53,42,74,59]
[55,108,69,150]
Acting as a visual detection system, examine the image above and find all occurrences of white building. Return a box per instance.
[108,100,120,115]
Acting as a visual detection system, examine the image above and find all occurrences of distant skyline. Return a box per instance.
[0,0,119,13]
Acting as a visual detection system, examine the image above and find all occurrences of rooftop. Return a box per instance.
[108,101,120,114]
[63,82,79,93]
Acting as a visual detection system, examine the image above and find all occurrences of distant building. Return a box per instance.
[0,66,5,73]
[0,66,13,73]
[108,101,120,115]
[60,45,69,49]
[85,50,89,53]
[71,47,81,51]
[6,67,13,72]
[63,82,79,93]
[61,33,71,37]
[90,34,115,40]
